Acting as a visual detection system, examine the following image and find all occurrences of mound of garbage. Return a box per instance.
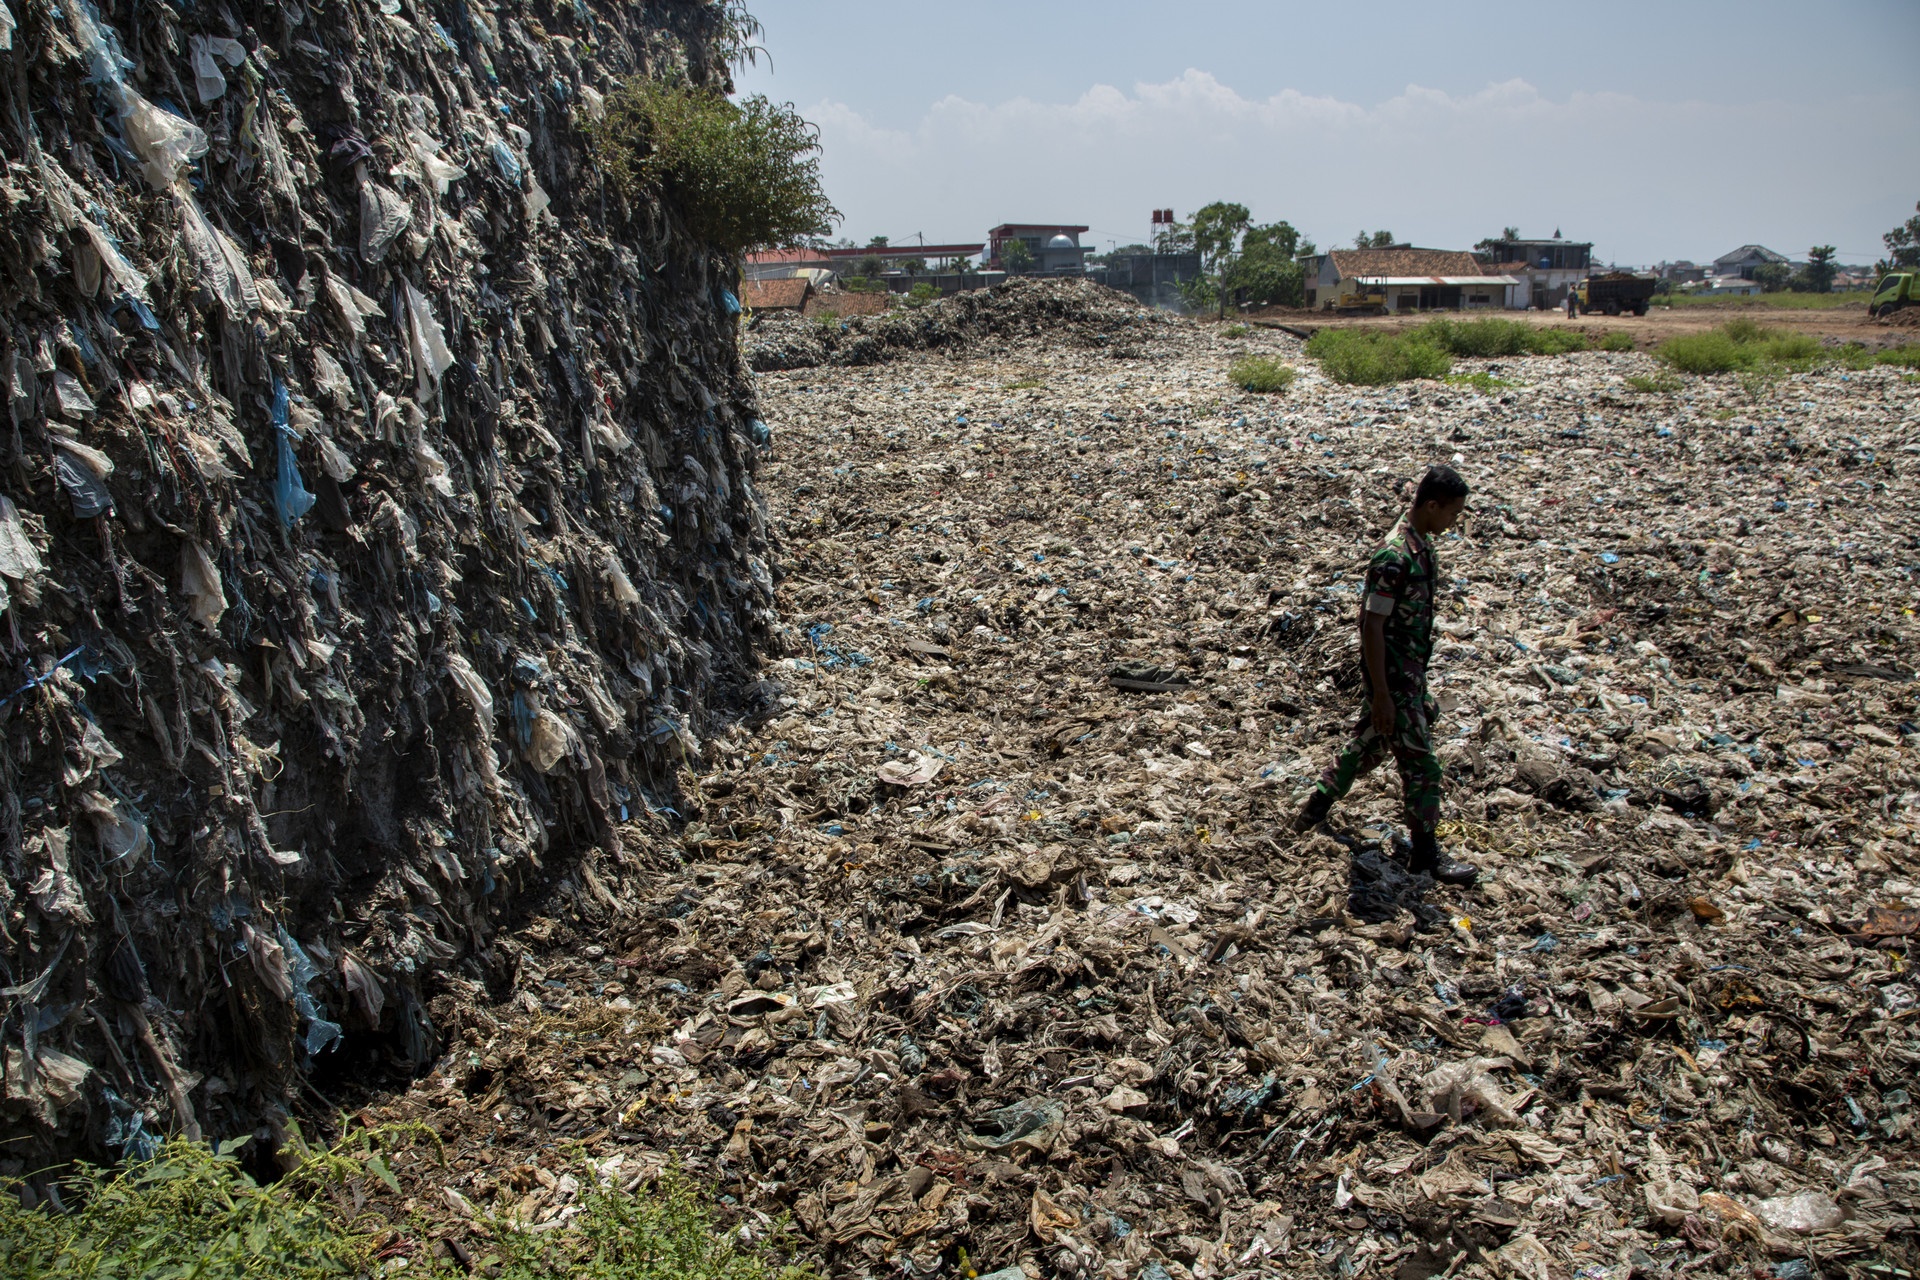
[354,329,1919,1278]
[745,277,1177,371]
[0,0,774,1162]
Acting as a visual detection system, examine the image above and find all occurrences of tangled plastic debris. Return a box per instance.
[346,282,1919,1277]
[0,0,774,1173]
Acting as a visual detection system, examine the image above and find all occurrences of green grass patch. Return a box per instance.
[1305,328,1452,384]
[1871,343,1920,369]
[1444,372,1515,393]
[1229,354,1296,393]
[1413,317,1598,357]
[1625,372,1683,393]
[0,1135,811,1280]
[1003,376,1045,390]
[1523,326,1592,356]
[1599,331,1636,352]
[1222,323,1250,339]
[1655,321,1823,375]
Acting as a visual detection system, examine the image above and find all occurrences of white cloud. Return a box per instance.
[801,73,1920,263]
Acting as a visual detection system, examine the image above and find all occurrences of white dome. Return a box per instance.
[1047,234,1075,249]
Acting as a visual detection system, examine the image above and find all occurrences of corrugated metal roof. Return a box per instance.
[1353,276,1519,286]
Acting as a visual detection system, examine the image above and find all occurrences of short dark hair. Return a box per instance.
[1414,464,1469,508]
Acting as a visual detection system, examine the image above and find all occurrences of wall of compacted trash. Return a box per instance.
[0,0,778,1164]
[342,282,1919,1278]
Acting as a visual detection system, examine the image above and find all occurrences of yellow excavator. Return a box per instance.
[1331,283,1388,315]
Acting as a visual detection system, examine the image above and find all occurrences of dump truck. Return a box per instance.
[1869,272,1915,318]
[1574,272,1656,317]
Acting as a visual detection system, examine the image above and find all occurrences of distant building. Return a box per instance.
[1473,236,1593,309]
[988,224,1092,273]
[744,243,984,280]
[1713,245,1789,280]
[1697,275,1764,296]
[1310,248,1516,311]
[1656,260,1707,284]
[1087,251,1203,310]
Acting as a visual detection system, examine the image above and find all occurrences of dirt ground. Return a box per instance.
[1244,300,1897,348]
[351,291,1919,1280]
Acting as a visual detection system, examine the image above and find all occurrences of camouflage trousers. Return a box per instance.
[1314,687,1443,836]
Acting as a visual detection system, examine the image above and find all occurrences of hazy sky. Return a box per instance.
[734,0,1920,266]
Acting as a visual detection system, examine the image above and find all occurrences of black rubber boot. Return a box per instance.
[1409,831,1479,887]
[1291,789,1333,833]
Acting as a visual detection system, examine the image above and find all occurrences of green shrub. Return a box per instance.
[0,1136,385,1279]
[1306,328,1451,384]
[1874,343,1920,369]
[1625,372,1682,393]
[1414,318,1597,357]
[1656,321,1824,375]
[596,81,839,252]
[1229,355,1297,392]
[1658,330,1747,374]
[1599,331,1636,352]
[444,1168,811,1280]
[1836,342,1877,370]
[1417,317,1534,357]
[1525,327,1591,355]
[0,1136,812,1280]
[1222,323,1250,339]
[903,281,937,309]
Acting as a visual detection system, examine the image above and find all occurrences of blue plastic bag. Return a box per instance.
[270,380,315,527]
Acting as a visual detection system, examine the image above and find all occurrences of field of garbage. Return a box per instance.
[348,282,1919,1279]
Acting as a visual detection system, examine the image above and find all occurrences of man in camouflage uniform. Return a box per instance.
[1293,465,1479,886]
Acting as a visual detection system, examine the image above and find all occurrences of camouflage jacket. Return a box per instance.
[1360,517,1438,691]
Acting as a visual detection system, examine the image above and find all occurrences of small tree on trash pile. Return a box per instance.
[596,81,839,253]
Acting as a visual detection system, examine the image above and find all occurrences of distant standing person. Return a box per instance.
[1293,465,1479,886]
[1564,286,1577,319]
